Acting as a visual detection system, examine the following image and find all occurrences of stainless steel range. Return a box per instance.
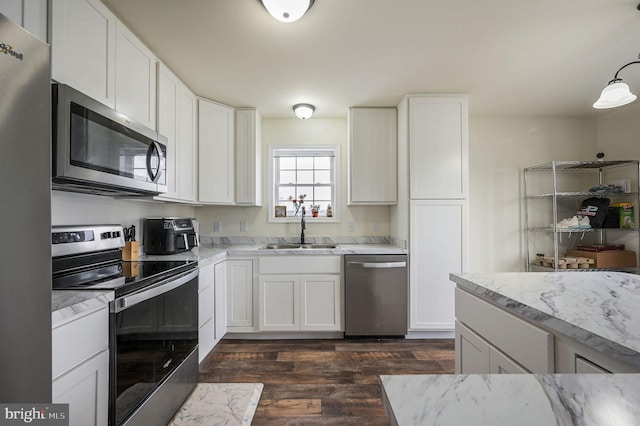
[52,225,198,426]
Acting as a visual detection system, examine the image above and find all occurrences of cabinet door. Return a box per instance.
[226,259,254,328]
[489,347,529,374]
[156,63,180,199]
[300,274,342,331]
[258,275,299,331]
[214,261,228,344]
[0,0,48,42]
[51,0,116,107]
[409,96,468,199]
[115,20,157,130]
[177,85,198,201]
[236,108,262,206]
[348,108,397,205]
[455,321,489,374]
[52,350,109,426]
[198,99,235,204]
[410,200,467,331]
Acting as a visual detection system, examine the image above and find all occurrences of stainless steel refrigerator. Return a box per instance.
[0,14,52,402]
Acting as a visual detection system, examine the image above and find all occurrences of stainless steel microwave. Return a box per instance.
[52,84,167,196]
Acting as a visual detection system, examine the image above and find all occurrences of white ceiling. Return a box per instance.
[102,0,640,118]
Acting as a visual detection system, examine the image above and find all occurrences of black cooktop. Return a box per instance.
[53,258,197,297]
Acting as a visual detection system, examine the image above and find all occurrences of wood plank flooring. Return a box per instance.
[199,338,454,425]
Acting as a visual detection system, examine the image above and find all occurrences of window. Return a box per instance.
[269,146,339,222]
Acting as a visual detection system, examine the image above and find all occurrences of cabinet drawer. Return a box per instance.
[52,307,109,380]
[455,288,553,373]
[259,256,341,274]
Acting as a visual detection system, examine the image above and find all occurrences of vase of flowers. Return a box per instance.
[289,194,306,217]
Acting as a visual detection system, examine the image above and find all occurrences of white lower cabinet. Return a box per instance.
[198,262,215,363]
[455,288,554,374]
[198,259,228,363]
[52,351,109,426]
[455,321,528,374]
[226,259,255,331]
[410,200,467,332]
[52,307,109,426]
[213,261,228,343]
[258,274,342,331]
[257,256,342,332]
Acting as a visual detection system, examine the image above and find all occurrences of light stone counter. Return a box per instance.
[449,271,640,369]
[52,290,113,327]
[380,374,640,426]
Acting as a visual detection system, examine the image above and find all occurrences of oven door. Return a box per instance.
[110,268,198,425]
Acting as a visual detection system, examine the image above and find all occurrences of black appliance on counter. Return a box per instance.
[52,224,198,426]
[143,217,199,255]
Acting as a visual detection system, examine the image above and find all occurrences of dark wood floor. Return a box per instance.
[199,338,455,425]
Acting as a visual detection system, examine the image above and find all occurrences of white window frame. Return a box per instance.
[268,145,340,223]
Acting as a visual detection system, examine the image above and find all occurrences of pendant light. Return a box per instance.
[593,53,640,109]
[259,0,315,23]
[293,103,315,119]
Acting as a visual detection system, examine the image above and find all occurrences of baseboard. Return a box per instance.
[405,330,455,339]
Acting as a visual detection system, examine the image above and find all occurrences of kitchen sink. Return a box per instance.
[261,243,338,250]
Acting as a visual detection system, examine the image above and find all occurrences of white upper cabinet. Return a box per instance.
[114,20,157,130]
[235,108,263,206]
[198,98,235,204]
[0,0,48,42]
[156,63,197,202]
[408,96,468,199]
[177,84,197,201]
[348,108,397,205]
[51,0,158,130]
[51,0,117,108]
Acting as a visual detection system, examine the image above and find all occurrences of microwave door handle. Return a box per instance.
[183,233,189,249]
[146,141,165,183]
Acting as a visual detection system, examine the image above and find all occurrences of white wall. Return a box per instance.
[468,116,598,272]
[195,118,391,238]
[51,191,195,244]
[596,102,640,158]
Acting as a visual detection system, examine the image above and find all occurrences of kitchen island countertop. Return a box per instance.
[380,373,640,426]
[450,271,640,369]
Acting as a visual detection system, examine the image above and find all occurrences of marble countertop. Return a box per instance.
[381,374,640,426]
[52,241,404,320]
[450,271,640,369]
[52,290,113,328]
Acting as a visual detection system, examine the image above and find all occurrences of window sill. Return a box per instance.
[268,217,340,224]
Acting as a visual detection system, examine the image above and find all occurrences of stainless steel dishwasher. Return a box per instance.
[344,254,408,337]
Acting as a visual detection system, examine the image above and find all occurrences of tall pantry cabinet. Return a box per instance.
[391,95,469,337]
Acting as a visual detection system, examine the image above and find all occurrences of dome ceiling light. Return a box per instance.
[293,103,315,119]
[259,0,315,23]
[593,52,640,109]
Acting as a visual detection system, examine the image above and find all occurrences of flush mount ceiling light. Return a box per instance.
[293,103,315,119]
[259,0,315,23]
[593,53,640,109]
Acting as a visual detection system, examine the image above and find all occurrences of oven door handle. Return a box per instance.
[112,269,198,313]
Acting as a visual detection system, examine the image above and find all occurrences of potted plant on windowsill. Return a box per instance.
[310,205,320,217]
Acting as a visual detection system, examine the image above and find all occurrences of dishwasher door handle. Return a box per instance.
[347,261,406,269]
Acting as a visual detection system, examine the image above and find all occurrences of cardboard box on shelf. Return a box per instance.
[566,249,637,268]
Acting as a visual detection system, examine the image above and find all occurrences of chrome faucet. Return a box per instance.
[300,206,306,244]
